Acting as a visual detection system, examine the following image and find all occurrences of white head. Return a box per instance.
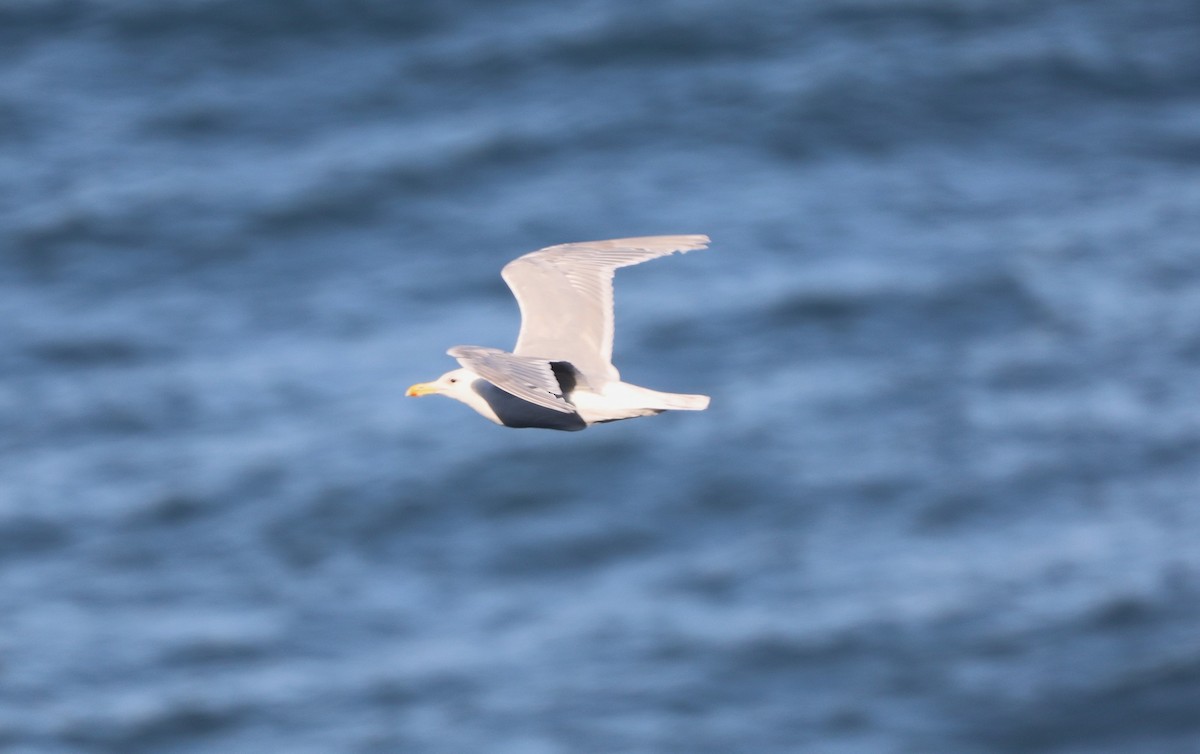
[405,368,501,423]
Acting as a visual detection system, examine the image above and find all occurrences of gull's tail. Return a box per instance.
[641,390,710,412]
[573,382,710,424]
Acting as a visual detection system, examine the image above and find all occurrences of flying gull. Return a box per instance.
[406,235,711,431]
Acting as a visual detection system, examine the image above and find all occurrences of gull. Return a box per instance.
[406,235,711,431]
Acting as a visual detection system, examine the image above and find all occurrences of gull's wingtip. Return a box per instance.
[675,233,710,250]
[513,234,712,261]
[639,233,709,249]
[605,233,710,254]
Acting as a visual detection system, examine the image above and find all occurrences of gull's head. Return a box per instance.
[406,367,502,425]
[406,368,477,402]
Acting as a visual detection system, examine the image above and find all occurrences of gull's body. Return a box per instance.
[407,235,711,431]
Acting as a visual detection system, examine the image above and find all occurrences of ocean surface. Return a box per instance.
[3,1,1200,752]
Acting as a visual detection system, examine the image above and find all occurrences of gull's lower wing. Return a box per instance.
[448,346,578,414]
[500,235,710,384]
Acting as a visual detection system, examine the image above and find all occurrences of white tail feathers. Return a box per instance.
[569,382,710,424]
[649,392,710,411]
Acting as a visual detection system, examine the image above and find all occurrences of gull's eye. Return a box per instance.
[448,378,458,384]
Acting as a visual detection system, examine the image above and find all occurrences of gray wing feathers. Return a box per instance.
[447,346,577,414]
[501,235,709,382]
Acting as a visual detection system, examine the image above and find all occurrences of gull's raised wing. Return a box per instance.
[500,235,709,384]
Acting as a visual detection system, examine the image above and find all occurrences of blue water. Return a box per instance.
[3,1,1200,752]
